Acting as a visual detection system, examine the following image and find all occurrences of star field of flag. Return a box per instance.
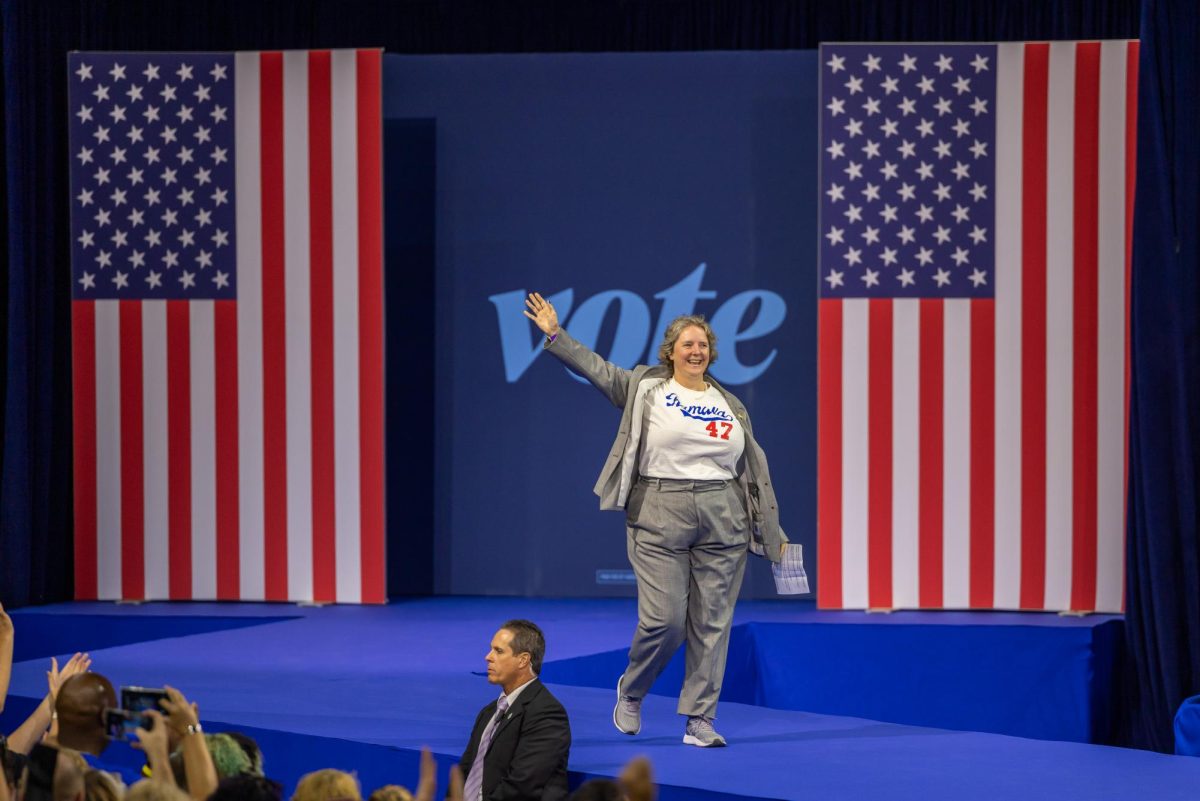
[819,44,997,299]
[68,52,237,300]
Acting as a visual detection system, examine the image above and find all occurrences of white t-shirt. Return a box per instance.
[638,379,745,480]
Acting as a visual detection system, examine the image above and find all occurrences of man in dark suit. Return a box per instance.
[458,619,571,801]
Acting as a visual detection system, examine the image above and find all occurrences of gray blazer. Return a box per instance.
[545,328,788,563]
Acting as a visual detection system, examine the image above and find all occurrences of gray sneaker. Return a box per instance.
[613,674,642,735]
[683,716,727,747]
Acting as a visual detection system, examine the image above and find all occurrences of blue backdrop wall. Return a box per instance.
[383,52,819,598]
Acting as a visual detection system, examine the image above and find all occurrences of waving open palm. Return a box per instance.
[522,292,559,337]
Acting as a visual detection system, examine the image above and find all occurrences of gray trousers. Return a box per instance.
[622,477,749,719]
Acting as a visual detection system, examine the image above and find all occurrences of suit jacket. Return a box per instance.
[457,679,570,801]
[544,327,788,562]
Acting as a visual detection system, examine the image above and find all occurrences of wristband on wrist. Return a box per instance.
[547,331,558,343]
[185,723,202,736]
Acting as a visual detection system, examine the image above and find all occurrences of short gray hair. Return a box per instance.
[657,315,718,367]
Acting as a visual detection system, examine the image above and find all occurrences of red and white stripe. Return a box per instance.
[817,41,1137,612]
[71,49,385,603]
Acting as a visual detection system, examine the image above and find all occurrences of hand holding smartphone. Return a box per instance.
[105,686,169,741]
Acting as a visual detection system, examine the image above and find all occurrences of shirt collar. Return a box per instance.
[501,675,537,708]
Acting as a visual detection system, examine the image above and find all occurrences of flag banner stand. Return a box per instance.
[67,50,386,604]
[816,42,1137,613]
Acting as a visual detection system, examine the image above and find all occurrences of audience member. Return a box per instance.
[290,769,360,801]
[222,734,263,777]
[52,749,86,801]
[616,757,654,801]
[457,620,570,801]
[0,601,93,757]
[199,735,250,781]
[410,750,461,801]
[158,688,218,801]
[7,653,92,757]
[15,745,84,801]
[54,674,116,757]
[125,779,190,801]
[0,743,15,801]
[83,771,123,801]
[207,775,284,801]
[2,736,25,799]
[166,733,255,791]
[366,784,412,801]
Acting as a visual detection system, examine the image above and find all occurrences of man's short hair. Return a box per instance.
[501,619,546,675]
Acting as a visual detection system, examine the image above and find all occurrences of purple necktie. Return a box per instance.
[464,695,510,801]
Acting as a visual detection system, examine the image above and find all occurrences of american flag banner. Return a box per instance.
[67,50,385,603]
[817,42,1137,612]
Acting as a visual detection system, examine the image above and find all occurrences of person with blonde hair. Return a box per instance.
[290,770,360,801]
[127,779,190,801]
[527,296,795,747]
[83,770,122,801]
[366,785,413,801]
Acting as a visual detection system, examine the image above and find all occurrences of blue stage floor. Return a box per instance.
[3,599,1198,801]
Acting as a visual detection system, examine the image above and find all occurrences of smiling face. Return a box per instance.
[670,325,712,386]
[486,628,531,694]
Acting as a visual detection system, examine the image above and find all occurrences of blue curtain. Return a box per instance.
[1123,0,1200,753]
[1,0,77,606]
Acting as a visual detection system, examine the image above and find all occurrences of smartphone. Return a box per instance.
[103,709,134,741]
[105,707,158,741]
[120,686,169,717]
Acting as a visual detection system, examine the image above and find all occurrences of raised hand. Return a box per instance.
[522,292,559,338]
[132,709,170,752]
[160,685,201,735]
[619,755,655,801]
[413,747,436,801]
[47,652,91,701]
[162,686,217,801]
[132,709,175,784]
[447,765,465,801]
